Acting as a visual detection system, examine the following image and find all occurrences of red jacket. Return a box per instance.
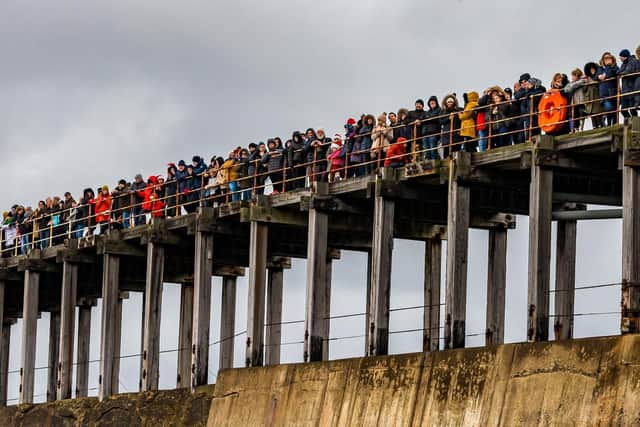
[140,176,166,217]
[384,141,407,167]
[94,194,111,223]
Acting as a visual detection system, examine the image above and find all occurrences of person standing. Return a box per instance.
[618,49,640,118]
[596,52,620,126]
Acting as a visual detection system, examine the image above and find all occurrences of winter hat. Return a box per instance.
[519,73,531,83]
[167,162,176,167]
[178,160,186,166]
[192,155,201,163]
[330,143,340,150]
[503,87,513,95]
[346,118,356,125]
[334,133,342,140]
[134,173,143,180]
[415,99,424,107]
[619,49,631,58]
[118,179,126,185]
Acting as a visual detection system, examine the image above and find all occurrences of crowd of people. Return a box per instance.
[2,46,640,256]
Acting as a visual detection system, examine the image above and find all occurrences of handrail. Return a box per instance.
[2,72,640,256]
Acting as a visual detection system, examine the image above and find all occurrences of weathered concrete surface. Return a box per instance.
[0,385,214,426]
[208,335,640,426]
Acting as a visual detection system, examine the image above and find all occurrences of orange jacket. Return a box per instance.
[94,194,111,223]
[384,140,407,167]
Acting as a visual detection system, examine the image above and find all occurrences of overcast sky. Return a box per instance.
[1,0,638,402]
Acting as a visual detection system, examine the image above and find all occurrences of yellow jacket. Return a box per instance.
[458,91,479,139]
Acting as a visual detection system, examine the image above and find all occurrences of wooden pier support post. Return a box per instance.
[622,122,640,333]
[0,320,13,407]
[246,220,268,367]
[99,253,121,400]
[141,242,165,391]
[47,311,60,402]
[486,229,508,346]
[19,269,39,404]
[304,183,329,362]
[57,261,77,400]
[445,153,470,349]
[265,268,282,366]
[554,220,577,340]
[424,239,441,352]
[364,252,372,355]
[323,257,333,361]
[219,276,237,370]
[177,282,193,388]
[191,225,214,390]
[368,178,395,356]
[75,299,94,398]
[527,157,553,342]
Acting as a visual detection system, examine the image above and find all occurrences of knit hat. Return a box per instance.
[178,160,186,166]
[346,118,356,125]
[134,173,143,180]
[415,99,424,106]
[334,133,342,140]
[519,73,531,83]
[192,155,201,163]
[118,179,126,185]
[619,49,631,58]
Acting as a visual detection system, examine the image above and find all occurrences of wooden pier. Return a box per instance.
[0,119,638,404]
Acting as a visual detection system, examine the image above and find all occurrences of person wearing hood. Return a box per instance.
[94,185,112,235]
[164,163,178,216]
[406,99,429,159]
[139,176,166,219]
[440,94,462,157]
[618,49,640,118]
[423,96,443,159]
[458,92,479,152]
[130,173,147,225]
[16,205,32,254]
[583,62,605,128]
[326,134,345,182]
[304,127,330,182]
[514,73,546,141]
[371,113,393,169]
[111,179,131,228]
[288,131,306,189]
[596,52,620,126]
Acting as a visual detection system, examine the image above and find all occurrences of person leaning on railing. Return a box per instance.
[423,97,443,159]
[111,179,131,228]
[287,131,306,190]
[164,163,178,216]
[384,137,408,169]
[564,68,588,133]
[371,113,392,171]
[596,52,619,127]
[262,138,285,195]
[514,76,546,141]
[94,185,111,235]
[618,49,640,118]
[458,92,479,152]
[583,62,605,129]
[440,94,462,157]
[130,174,147,226]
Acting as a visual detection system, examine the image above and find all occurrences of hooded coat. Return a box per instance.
[619,55,640,104]
[141,176,166,216]
[371,114,393,156]
[423,96,444,137]
[458,92,479,139]
[440,94,463,144]
[583,63,605,115]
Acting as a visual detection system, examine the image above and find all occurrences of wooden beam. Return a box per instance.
[622,123,640,334]
[191,230,213,390]
[304,207,329,362]
[265,268,283,366]
[219,276,237,370]
[368,182,394,356]
[47,312,60,402]
[0,321,12,406]
[527,164,553,342]
[99,254,120,400]
[324,259,332,361]
[444,155,470,350]
[364,253,372,355]
[424,239,441,352]
[75,303,92,398]
[176,282,193,389]
[486,229,507,346]
[554,220,577,340]
[111,293,124,395]
[246,221,267,367]
[19,269,39,404]
[96,238,146,258]
[141,242,164,391]
[57,261,77,400]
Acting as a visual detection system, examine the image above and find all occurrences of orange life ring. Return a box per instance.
[538,91,567,134]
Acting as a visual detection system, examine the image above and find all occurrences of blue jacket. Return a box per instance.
[618,56,640,94]
[596,64,619,100]
[175,169,191,192]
